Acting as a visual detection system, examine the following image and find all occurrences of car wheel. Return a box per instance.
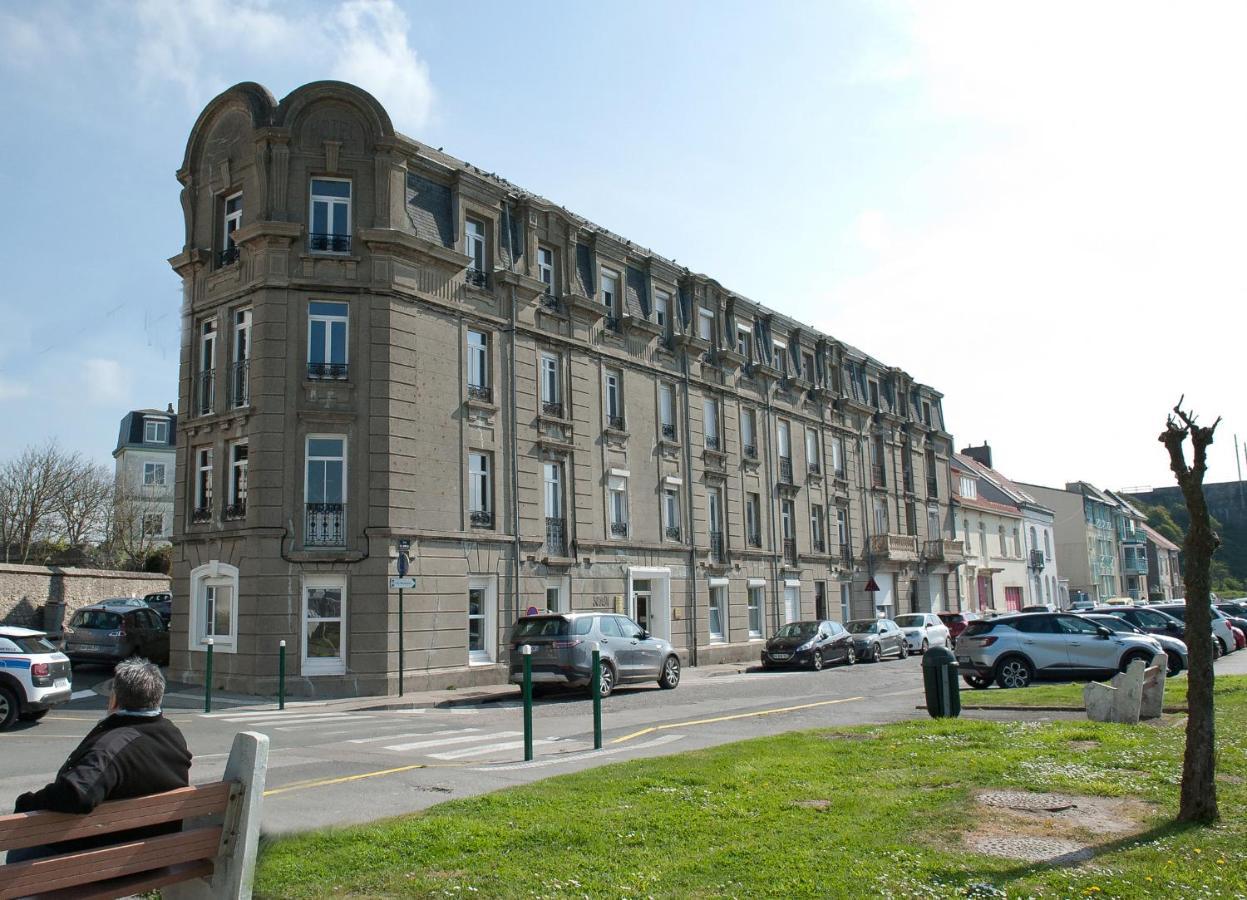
[963,673,991,690]
[19,709,49,722]
[871,643,882,663]
[920,639,929,654]
[1216,636,1228,657]
[658,655,681,689]
[812,651,824,672]
[596,661,616,698]
[1213,639,1223,661]
[845,647,857,666]
[897,641,908,660]
[0,686,18,731]
[1119,650,1153,674]
[1166,650,1184,677]
[995,656,1034,690]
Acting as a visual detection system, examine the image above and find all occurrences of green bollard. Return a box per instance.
[204,637,214,713]
[591,643,602,750]
[521,644,533,761]
[278,640,286,710]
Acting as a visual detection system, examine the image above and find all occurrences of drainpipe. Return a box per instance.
[763,391,780,631]
[858,423,873,616]
[679,345,699,666]
[502,198,521,629]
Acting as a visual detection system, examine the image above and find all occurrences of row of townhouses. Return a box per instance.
[166,81,968,697]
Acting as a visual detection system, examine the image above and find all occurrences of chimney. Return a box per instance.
[961,442,992,469]
[166,403,174,414]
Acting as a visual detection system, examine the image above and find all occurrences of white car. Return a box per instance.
[893,613,951,654]
[0,626,72,730]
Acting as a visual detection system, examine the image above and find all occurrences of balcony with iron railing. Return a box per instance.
[309,233,351,253]
[542,401,564,418]
[808,461,821,476]
[610,521,629,537]
[838,543,852,566]
[926,477,939,498]
[1028,549,1046,569]
[229,359,249,408]
[743,443,757,460]
[783,538,798,566]
[545,517,567,556]
[665,525,681,541]
[223,499,246,521]
[705,435,720,451]
[305,503,345,547]
[779,457,794,485]
[869,533,919,561]
[467,383,492,403]
[465,268,489,289]
[812,537,826,554]
[190,505,212,524]
[710,531,725,563]
[218,245,240,267]
[661,422,677,440]
[307,362,349,381]
[1119,525,1147,544]
[196,369,215,416]
[1122,553,1148,575]
[607,414,625,431]
[470,509,494,528]
[747,531,762,548]
[871,464,886,488]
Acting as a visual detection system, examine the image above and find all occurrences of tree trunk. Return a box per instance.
[1160,400,1220,824]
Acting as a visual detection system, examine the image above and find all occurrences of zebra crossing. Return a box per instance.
[196,708,587,761]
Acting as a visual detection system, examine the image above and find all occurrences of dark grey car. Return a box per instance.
[507,612,681,698]
[844,618,908,662]
[62,605,170,666]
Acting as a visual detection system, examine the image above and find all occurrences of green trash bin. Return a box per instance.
[922,645,961,718]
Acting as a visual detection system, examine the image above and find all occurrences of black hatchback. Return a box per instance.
[761,620,855,671]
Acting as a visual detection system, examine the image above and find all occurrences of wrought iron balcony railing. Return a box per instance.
[839,543,852,565]
[808,461,822,476]
[542,401,563,418]
[779,458,793,485]
[307,362,349,381]
[871,464,886,488]
[218,245,240,267]
[783,538,797,565]
[465,267,489,289]
[705,435,720,451]
[607,414,625,431]
[743,443,758,459]
[1028,549,1045,569]
[926,477,939,498]
[661,423,677,440]
[230,359,250,408]
[190,506,212,524]
[470,509,494,528]
[812,538,826,553]
[709,531,725,562]
[610,521,629,537]
[545,517,567,556]
[309,233,351,253]
[223,500,247,521]
[748,532,762,548]
[305,503,345,547]
[467,384,492,402]
[665,525,681,541]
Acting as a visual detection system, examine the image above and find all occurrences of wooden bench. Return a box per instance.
[0,730,268,900]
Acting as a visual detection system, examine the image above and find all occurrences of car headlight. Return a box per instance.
[797,640,815,652]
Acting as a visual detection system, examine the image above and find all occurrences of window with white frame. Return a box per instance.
[467,329,489,397]
[222,192,242,259]
[537,245,555,294]
[305,436,345,546]
[773,340,788,375]
[708,584,727,641]
[963,518,972,552]
[663,488,681,540]
[831,435,845,477]
[736,324,751,359]
[777,419,791,460]
[840,583,851,622]
[604,368,623,428]
[655,289,670,330]
[806,427,819,473]
[811,504,825,551]
[747,585,764,637]
[698,307,715,342]
[600,267,619,320]
[959,475,977,499]
[198,319,217,414]
[231,307,252,407]
[703,396,720,449]
[836,507,849,553]
[540,352,561,414]
[308,301,348,379]
[465,218,486,277]
[467,575,497,663]
[658,382,676,439]
[190,561,238,652]
[708,487,724,538]
[227,442,248,515]
[309,178,351,252]
[873,496,888,536]
[193,448,213,515]
[746,493,761,546]
[781,498,795,541]
[468,452,492,526]
[142,513,164,537]
[144,417,169,444]
[608,473,629,536]
[544,462,563,518]
[741,406,756,456]
[143,462,166,486]
[303,575,346,675]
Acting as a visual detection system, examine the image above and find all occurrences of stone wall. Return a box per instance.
[0,564,171,634]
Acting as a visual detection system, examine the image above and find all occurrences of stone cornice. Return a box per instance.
[358,227,468,271]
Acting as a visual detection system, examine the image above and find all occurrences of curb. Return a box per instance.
[918,704,1189,713]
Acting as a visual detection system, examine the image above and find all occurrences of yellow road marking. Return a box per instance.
[264,763,428,796]
[609,696,866,745]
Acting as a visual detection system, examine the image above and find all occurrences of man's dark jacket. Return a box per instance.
[13,712,191,854]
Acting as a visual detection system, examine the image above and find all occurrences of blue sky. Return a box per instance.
[1,1,1244,490]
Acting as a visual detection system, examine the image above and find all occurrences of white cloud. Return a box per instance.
[0,376,30,401]
[853,210,892,254]
[82,359,130,406]
[330,1,434,131]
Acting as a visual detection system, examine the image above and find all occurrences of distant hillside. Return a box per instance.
[1126,481,1247,597]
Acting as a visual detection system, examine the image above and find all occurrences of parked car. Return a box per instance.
[844,618,908,662]
[98,597,151,610]
[506,612,680,698]
[62,605,171,666]
[761,620,855,671]
[1091,605,1186,641]
[1212,605,1247,645]
[0,626,72,730]
[1153,603,1237,656]
[1233,626,1246,652]
[1020,604,1058,613]
[143,592,173,625]
[937,611,976,646]
[1217,600,1247,619]
[1080,613,1186,676]
[1068,600,1096,611]
[893,613,951,654]
[956,612,1161,690]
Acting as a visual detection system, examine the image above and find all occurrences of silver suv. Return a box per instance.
[508,612,681,698]
[957,612,1161,689]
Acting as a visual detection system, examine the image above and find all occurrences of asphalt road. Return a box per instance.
[1,654,928,833]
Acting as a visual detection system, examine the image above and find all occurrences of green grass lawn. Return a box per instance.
[960,675,1192,709]
[255,677,1247,899]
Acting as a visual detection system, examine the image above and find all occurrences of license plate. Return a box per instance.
[54,678,70,688]
[957,656,971,665]
[75,644,101,652]
[771,653,791,660]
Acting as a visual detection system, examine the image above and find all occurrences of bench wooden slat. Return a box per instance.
[31,860,216,900]
[0,783,234,852]
[1,826,222,899]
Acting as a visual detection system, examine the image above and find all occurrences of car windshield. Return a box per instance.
[893,615,925,628]
[1089,616,1134,634]
[5,635,57,653]
[511,617,571,638]
[962,621,998,637]
[71,610,123,630]
[775,622,819,638]
[938,613,964,624]
[844,620,878,634]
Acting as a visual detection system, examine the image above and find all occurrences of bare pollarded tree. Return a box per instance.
[53,458,115,550]
[1160,397,1221,824]
[0,442,74,563]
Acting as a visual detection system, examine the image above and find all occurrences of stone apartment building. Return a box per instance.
[168,81,964,697]
[1141,524,1182,600]
[1019,481,1122,603]
[113,406,177,544]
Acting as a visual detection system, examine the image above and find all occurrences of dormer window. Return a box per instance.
[600,268,620,324]
[537,246,555,295]
[655,290,670,331]
[802,352,815,382]
[868,380,880,408]
[221,193,242,266]
[960,475,977,500]
[773,340,788,375]
[144,417,169,444]
[736,324,751,359]
[465,218,488,287]
[698,307,715,342]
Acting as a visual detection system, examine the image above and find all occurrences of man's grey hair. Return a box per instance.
[112,657,166,711]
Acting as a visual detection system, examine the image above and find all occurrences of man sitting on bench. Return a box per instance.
[8,657,191,862]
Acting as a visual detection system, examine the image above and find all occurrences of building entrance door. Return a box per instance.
[784,582,801,623]
[632,580,652,633]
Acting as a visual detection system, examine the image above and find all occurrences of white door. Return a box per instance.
[784,583,801,623]
[873,573,895,617]
[928,575,945,614]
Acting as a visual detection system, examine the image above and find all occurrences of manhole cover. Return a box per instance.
[977,790,1077,813]
[967,835,1091,863]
